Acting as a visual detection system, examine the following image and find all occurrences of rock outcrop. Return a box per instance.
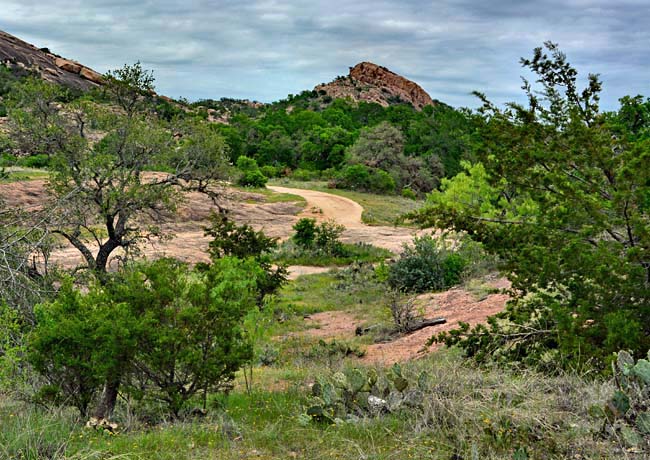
[315,62,435,110]
[0,29,103,90]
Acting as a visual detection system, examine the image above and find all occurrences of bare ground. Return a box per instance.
[301,277,511,365]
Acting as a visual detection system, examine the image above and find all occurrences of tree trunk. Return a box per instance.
[94,374,120,419]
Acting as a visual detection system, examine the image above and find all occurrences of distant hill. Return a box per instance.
[315,62,436,110]
[0,29,103,91]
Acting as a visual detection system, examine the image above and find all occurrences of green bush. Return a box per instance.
[29,258,260,417]
[260,165,280,178]
[401,187,417,200]
[239,169,268,187]
[290,168,320,181]
[17,154,50,169]
[333,164,395,194]
[293,217,317,249]
[237,156,268,187]
[388,235,467,293]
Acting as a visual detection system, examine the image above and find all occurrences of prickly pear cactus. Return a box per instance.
[302,365,427,424]
[597,350,650,450]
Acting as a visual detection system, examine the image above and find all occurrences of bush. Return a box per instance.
[401,187,417,200]
[313,220,345,256]
[333,164,395,194]
[17,154,50,169]
[293,217,317,249]
[236,156,268,187]
[29,258,260,417]
[260,165,280,178]
[388,235,467,293]
[238,169,267,187]
[290,168,320,181]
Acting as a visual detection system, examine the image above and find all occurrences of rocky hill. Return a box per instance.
[315,62,435,110]
[0,29,103,91]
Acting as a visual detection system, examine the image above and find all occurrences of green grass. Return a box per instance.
[231,185,307,206]
[0,349,622,460]
[273,242,392,267]
[269,179,423,226]
[0,167,50,183]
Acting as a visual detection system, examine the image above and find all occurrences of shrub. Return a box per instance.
[401,187,417,200]
[260,165,280,178]
[236,156,268,187]
[239,169,267,187]
[17,154,50,169]
[293,217,317,249]
[367,168,395,193]
[313,220,345,256]
[290,168,320,181]
[29,258,260,417]
[333,164,395,194]
[204,213,288,303]
[388,235,468,293]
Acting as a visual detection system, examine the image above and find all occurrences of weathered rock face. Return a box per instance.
[0,29,103,90]
[315,61,435,110]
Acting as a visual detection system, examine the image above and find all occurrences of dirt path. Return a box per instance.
[268,185,423,253]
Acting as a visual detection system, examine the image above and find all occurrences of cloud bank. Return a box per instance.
[2,0,648,109]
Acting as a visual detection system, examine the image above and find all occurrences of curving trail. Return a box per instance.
[267,185,423,254]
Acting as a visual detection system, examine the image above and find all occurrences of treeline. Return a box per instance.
[195,92,476,194]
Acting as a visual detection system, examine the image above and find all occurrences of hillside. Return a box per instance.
[315,61,436,110]
[0,29,103,90]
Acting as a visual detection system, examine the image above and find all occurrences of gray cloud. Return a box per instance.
[1,0,648,109]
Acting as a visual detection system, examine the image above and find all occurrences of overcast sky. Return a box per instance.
[2,0,649,110]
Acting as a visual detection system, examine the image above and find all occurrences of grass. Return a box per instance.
[231,185,307,206]
[273,242,392,267]
[0,349,625,459]
[268,179,423,226]
[0,166,50,183]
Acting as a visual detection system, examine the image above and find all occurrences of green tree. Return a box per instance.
[29,257,259,417]
[7,64,230,277]
[414,42,650,367]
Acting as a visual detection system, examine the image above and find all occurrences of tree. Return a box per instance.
[204,212,287,303]
[414,42,650,368]
[8,63,230,277]
[347,121,435,192]
[29,257,259,417]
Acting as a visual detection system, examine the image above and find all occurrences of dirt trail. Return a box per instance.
[268,185,423,253]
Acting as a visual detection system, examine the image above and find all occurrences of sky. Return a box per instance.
[1,0,649,110]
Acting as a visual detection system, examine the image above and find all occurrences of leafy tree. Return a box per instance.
[7,63,230,277]
[413,42,650,367]
[29,257,259,417]
[204,213,287,303]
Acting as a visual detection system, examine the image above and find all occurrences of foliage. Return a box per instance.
[28,258,260,417]
[6,65,230,277]
[28,279,132,416]
[204,212,287,303]
[236,156,268,187]
[332,164,395,194]
[387,234,467,293]
[411,42,650,367]
[304,363,427,424]
[292,218,317,249]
